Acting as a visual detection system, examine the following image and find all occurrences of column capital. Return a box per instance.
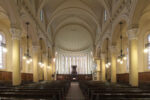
[110,45,118,55]
[10,28,22,40]
[32,45,40,52]
[100,53,105,59]
[127,28,138,40]
[43,53,48,58]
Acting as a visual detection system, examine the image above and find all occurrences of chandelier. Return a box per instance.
[38,38,44,68]
[105,38,111,68]
[117,22,126,64]
[22,22,32,64]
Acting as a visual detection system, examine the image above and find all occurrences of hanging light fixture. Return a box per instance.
[117,22,126,64]
[105,38,111,68]
[38,38,44,68]
[22,22,32,64]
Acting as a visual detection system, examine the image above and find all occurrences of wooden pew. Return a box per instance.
[79,81,150,100]
[0,80,70,100]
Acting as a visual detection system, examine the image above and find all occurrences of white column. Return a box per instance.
[58,54,60,74]
[32,45,40,82]
[11,28,21,86]
[43,53,48,81]
[100,53,106,82]
[110,46,117,83]
[127,28,139,86]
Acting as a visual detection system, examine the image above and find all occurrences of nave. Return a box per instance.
[0,80,150,100]
[1,0,150,100]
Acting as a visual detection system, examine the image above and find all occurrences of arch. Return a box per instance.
[19,8,40,46]
[47,5,99,31]
[53,18,95,42]
[111,15,129,45]
[54,23,93,44]
[101,33,111,53]
[0,1,21,28]
[129,0,150,28]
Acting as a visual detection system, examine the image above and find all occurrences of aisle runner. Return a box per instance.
[66,82,85,100]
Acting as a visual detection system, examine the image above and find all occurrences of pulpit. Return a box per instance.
[71,65,77,81]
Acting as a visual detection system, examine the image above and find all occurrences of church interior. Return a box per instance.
[0,0,150,100]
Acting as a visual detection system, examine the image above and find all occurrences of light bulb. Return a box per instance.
[53,58,56,62]
[144,48,148,53]
[29,58,32,62]
[3,48,7,53]
[42,63,45,67]
[106,64,109,68]
[40,63,44,68]
[47,66,51,69]
[117,59,121,63]
[38,62,42,65]
[26,60,30,64]
[108,62,111,66]
[120,60,123,64]
[23,56,26,60]
[123,56,127,60]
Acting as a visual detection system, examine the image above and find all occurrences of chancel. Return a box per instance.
[0,0,150,100]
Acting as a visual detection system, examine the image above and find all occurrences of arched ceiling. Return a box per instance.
[55,24,93,51]
[42,0,108,52]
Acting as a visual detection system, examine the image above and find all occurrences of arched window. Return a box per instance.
[147,34,150,69]
[104,10,107,21]
[40,10,43,21]
[0,34,6,69]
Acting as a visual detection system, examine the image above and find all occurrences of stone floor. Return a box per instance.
[66,82,85,100]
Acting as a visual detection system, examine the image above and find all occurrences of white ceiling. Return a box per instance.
[42,0,110,52]
[55,24,93,51]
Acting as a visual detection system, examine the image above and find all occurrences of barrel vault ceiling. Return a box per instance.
[41,0,111,52]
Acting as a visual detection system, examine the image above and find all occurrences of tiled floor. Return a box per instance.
[66,82,85,100]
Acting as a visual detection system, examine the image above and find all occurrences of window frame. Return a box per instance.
[0,33,6,69]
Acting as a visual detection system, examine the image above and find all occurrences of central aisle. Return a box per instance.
[66,82,85,100]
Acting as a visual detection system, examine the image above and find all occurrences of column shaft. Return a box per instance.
[111,53,117,83]
[44,55,48,80]
[12,36,21,85]
[101,58,106,82]
[33,46,39,82]
[129,39,138,86]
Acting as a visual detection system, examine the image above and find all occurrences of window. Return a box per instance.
[56,53,93,74]
[147,34,150,69]
[40,10,43,21]
[0,34,6,69]
[104,10,107,21]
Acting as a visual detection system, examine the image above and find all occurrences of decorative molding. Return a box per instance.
[10,28,21,40]
[127,28,138,40]
[101,53,106,59]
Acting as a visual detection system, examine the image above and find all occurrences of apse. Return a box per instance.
[55,24,94,74]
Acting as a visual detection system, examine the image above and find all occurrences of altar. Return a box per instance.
[57,65,92,81]
[71,65,77,81]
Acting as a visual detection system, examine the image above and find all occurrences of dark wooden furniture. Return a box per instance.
[57,74,92,81]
